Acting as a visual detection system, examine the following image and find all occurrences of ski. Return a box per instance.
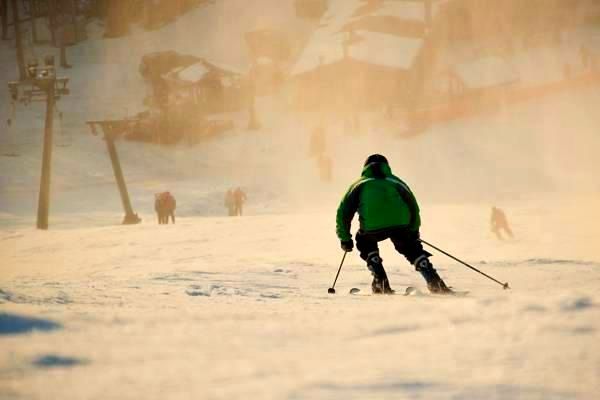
[349,287,469,297]
[348,287,416,296]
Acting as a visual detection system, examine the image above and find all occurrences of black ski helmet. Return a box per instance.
[364,154,388,166]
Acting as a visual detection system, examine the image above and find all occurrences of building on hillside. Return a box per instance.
[290,30,423,112]
[290,0,600,133]
[157,60,244,143]
[425,56,520,106]
[162,60,246,114]
[289,0,443,116]
[129,57,245,144]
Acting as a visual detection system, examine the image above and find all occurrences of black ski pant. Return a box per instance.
[355,228,431,272]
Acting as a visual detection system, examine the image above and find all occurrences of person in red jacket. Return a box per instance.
[155,192,176,224]
[233,187,247,216]
[491,206,513,240]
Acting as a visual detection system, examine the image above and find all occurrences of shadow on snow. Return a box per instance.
[0,312,62,335]
[290,380,577,400]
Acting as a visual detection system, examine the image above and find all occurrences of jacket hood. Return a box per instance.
[361,161,392,179]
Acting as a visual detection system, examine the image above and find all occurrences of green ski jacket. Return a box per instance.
[336,162,421,241]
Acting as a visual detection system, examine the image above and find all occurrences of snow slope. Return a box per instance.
[1,3,600,399]
[2,82,600,227]
[1,90,600,398]
[1,195,599,400]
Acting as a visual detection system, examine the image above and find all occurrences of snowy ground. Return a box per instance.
[1,195,600,400]
[2,4,600,400]
[1,93,600,398]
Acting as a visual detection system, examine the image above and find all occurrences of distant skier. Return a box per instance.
[336,154,452,294]
[490,206,513,240]
[308,125,326,158]
[155,191,176,224]
[233,187,247,216]
[317,153,332,182]
[224,189,235,216]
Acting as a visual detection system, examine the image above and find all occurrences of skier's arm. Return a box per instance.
[406,189,421,232]
[393,179,421,232]
[336,184,360,241]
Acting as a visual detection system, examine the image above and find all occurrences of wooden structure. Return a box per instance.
[291,30,423,111]
[162,60,246,114]
[8,62,70,230]
[86,119,142,225]
[289,0,438,113]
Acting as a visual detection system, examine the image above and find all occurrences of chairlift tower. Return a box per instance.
[85,119,142,225]
[8,57,70,230]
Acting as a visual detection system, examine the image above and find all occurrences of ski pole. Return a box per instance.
[420,239,510,290]
[328,251,348,294]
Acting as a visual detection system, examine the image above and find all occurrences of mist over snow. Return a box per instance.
[1,1,600,399]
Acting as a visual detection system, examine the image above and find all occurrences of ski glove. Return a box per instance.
[341,240,354,252]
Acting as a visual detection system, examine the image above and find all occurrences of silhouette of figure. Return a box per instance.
[317,153,332,182]
[233,187,247,216]
[308,125,326,158]
[336,154,453,294]
[155,191,176,224]
[224,189,235,216]
[491,206,513,240]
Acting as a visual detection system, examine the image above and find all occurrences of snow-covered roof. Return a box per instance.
[367,2,426,22]
[349,31,423,69]
[353,0,448,22]
[320,0,364,30]
[293,0,432,76]
[176,63,210,83]
[291,0,345,73]
[452,56,520,89]
[163,59,244,86]
[291,29,422,75]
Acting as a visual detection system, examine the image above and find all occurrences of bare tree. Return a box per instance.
[1,0,8,40]
[10,0,26,80]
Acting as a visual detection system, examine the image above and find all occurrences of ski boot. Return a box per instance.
[372,276,395,294]
[367,252,395,295]
[414,255,453,295]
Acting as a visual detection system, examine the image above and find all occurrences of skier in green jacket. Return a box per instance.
[336,154,452,294]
